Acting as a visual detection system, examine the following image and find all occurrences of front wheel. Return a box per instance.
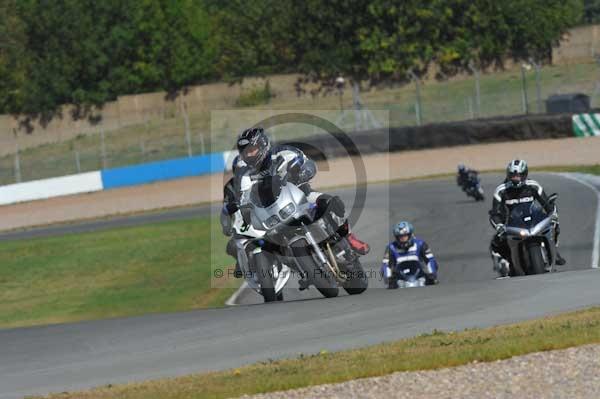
[254,251,278,302]
[526,242,546,275]
[292,241,339,298]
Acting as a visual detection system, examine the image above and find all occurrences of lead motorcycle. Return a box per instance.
[231,169,368,303]
[503,194,559,276]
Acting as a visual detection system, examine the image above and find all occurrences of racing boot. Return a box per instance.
[233,262,243,278]
[337,220,370,255]
[425,274,439,286]
[554,230,566,265]
[298,272,311,291]
[491,250,510,277]
[383,266,398,289]
[298,278,310,291]
[553,222,566,266]
[555,251,566,266]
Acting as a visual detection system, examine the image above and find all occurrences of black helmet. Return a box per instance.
[506,159,528,188]
[237,127,270,169]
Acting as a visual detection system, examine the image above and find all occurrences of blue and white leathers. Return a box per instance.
[380,237,438,283]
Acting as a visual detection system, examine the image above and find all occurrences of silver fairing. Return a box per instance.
[506,215,556,274]
[233,182,315,297]
[249,182,311,231]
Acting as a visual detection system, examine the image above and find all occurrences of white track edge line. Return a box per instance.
[225,281,248,306]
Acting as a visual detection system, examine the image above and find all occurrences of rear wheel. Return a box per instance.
[343,259,368,295]
[254,251,278,302]
[526,242,546,275]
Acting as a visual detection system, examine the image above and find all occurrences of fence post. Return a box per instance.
[466,97,475,119]
[530,59,542,113]
[352,81,363,131]
[14,142,21,183]
[140,139,146,160]
[198,133,205,155]
[180,99,192,157]
[100,129,107,169]
[415,102,422,126]
[407,70,422,126]
[520,64,530,114]
[75,150,81,173]
[468,62,481,118]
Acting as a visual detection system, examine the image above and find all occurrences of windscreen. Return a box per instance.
[249,175,283,208]
[507,202,546,228]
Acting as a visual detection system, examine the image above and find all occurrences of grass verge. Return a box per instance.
[36,306,600,399]
[535,164,600,176]
[0,217,235,329]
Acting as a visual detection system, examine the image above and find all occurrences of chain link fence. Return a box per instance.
[2,61,600,186]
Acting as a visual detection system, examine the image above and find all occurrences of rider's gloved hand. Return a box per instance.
[225,202,239,215]
[495,224,506,236]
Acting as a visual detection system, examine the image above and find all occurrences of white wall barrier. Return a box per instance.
[0,171,103,206]
[0,150,236,207]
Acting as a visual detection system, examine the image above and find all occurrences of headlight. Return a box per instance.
[264,215,280,229]
[519,230,528,237]
[279,203,295,219]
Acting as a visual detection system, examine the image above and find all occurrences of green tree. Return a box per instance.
[0,0,27,115]
[0,0,585,119]
[2,0,215,120]
[208,0,297,80]
[359,0,582,79]
[583,0,600,23]
[500,0,583,61]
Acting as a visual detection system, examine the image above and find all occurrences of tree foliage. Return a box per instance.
[583,0,600,23]
[1,0,214,120]
[0,0,585,118]
[0,0,27,115]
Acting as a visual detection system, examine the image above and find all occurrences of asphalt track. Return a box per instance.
[1,173,599,399]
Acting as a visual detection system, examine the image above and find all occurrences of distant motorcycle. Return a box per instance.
[460,174,485,201]
[232,164,368,302]
[503,194,559,276]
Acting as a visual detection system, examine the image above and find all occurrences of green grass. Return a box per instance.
[1,62,599,185]
[235,82,274,107]
[0,217,236,329]
[535,164,600,175]
[36,306,600,399]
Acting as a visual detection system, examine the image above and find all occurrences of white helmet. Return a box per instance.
[506,159,528,187]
